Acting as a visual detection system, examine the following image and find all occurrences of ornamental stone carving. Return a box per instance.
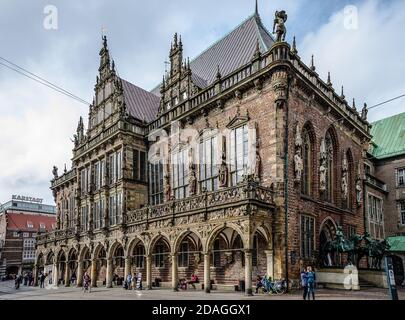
[188,148,197,196]
[319,139,327,192]
[356,163,363,207]
[341,153,348,201]
[294,123,303,183]
[273,10,288,42]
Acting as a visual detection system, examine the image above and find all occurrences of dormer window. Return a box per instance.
[40,223,46,230]
[27,221,34,229]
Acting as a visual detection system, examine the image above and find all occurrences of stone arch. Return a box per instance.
[46,251,55,265]
[126,236,146,258]
[319,217,338,267]
[173,229,203,254]
[56,248,67,263]
[107,241,124,259]
[205,223,246,252]
[148,233,172,256]
[78,245,91,261]
[319,217,337,239]
[92,243,107,260]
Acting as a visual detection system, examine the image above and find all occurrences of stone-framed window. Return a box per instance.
[397,168,405,187]
[172,149,189,199]
[400,201,405,226]
[367,194,383,223]
[93,199,104,230]
[108,192,122,226]
[301,127,312,196]
[149,160,164,205]
[133,149,147,182]
[230,124,249,186]
[69,195,75,228]
[300,215,315,258]
[81,206,88,231]
[199,135,218,192]
[178,241,189,268]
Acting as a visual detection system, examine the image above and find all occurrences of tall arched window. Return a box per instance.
[324,131,334,202]
[301,128,312,196]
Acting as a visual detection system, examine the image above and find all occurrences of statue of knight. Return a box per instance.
[273,10,288,42]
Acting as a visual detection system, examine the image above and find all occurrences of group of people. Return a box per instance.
[178,273,199,290]
[124,273,143,290]
[301,266,316,300]
[14,272,35,289]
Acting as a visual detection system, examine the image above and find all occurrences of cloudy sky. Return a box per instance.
[0,0,404,205]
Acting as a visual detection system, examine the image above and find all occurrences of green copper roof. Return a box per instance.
[387,236,405,252]
[370,112,405,160]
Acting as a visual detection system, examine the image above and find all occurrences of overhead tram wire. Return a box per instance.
[0,57,91,106]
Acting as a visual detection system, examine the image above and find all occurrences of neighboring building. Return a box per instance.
[367,112,405,284]
[36,8,372,294]
[0,197,56,277]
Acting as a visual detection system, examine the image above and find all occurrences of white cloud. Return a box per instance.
[298,0,405,122]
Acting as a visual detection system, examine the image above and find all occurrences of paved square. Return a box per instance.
[0,281,403,300]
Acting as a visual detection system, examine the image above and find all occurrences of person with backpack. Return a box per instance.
[306,266,316,300]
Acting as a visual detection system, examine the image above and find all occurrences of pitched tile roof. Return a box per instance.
[370,112,405,160]
[121,78,161,123]
[6,212,56,232]
[151,13,274,96]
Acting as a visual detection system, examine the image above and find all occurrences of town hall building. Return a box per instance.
[35,7,372,294]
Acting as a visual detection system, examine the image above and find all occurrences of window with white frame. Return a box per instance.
[39,223,45,230]
[13,232,19,238]
[199,136,218,192]
[27,221,33,229]
[368,194,383,222]
[398,168,405,187]
[230,125,249,186]
[94,162,100,190]
[23,232,29,238]
[109,194,117,226]
[400,201,405,225]
[172,149,189,199]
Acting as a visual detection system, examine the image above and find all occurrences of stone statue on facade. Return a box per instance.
[52,166,58,180]
[319,139,327,192]
[188,148,197,196]
[294,124,303,183]
[273,10,288,42]
[254,146,262,182]
[164,162,171,201]
[218,144,228,188]
[355,163,363,207]
[341,153,348,201]
[361,103,368,121]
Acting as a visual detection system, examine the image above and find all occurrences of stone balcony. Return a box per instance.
[37,180,275,245]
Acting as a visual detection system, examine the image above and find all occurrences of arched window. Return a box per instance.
[324,131,334,202]
[301,128,312,196]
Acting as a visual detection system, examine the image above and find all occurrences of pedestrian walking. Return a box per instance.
[306,266,316,300]
[39,272,46,288]
[125,273,132,290]
[83,272,91,293]
[300,268,308,300]
[15,274,22,289]
[131,273,137,290]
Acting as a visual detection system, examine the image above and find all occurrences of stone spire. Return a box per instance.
[341,86,345,100]
[291,36,297,54]
[169,32,184,77]
[327,72,332,87]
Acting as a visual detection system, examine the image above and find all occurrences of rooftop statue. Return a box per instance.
[273,10,288,42]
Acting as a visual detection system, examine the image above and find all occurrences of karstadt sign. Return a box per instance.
[12,195,43,204]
